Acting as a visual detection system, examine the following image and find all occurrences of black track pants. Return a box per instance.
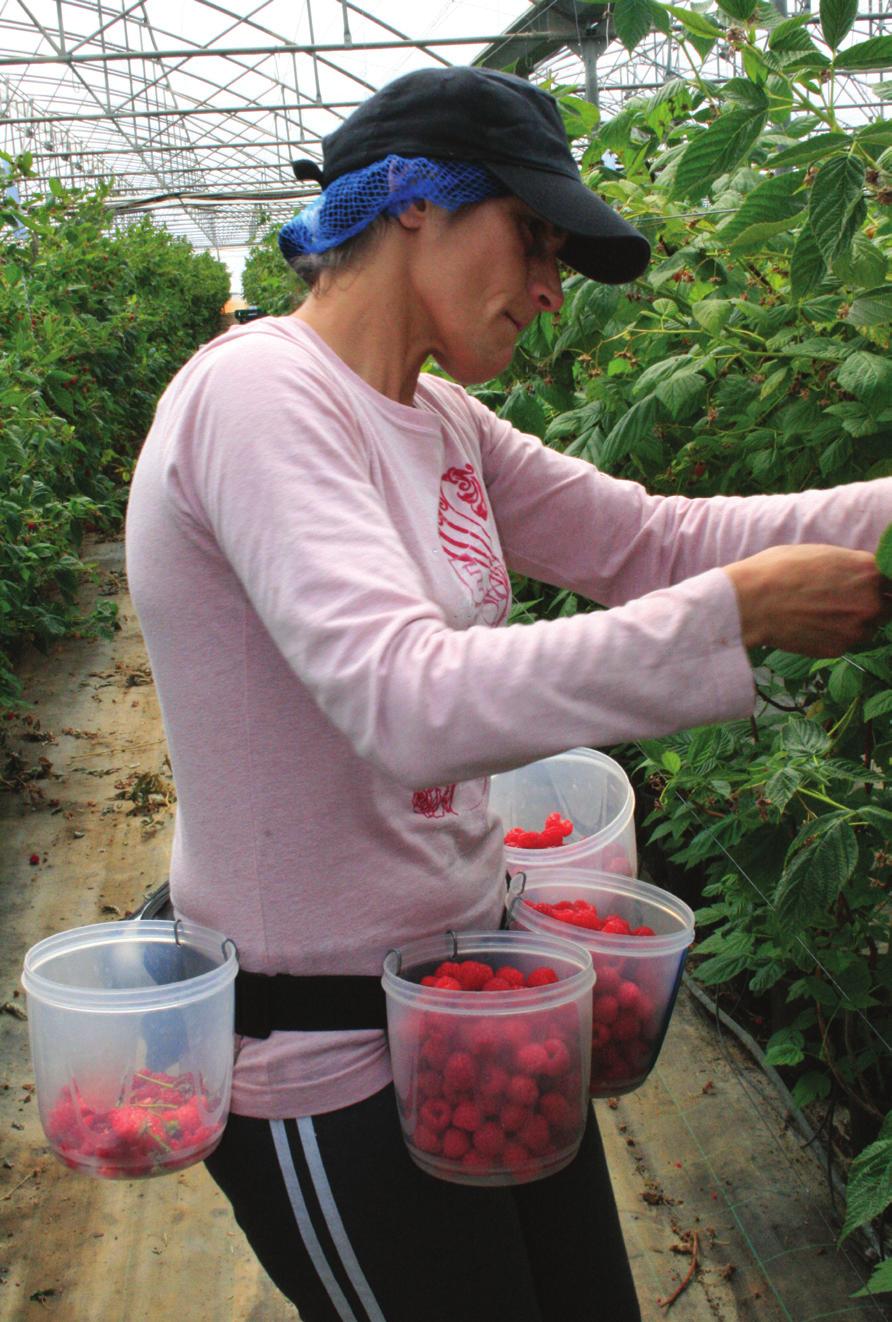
[204,1084,640,1322]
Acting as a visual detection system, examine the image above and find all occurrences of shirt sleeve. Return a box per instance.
[176,339,885,789]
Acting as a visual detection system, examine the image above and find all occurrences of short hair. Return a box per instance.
[284,213,392,292]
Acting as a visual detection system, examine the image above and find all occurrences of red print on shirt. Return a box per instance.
[438,464,509,627]
[412,784,457,818]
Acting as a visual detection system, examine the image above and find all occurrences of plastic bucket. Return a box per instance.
[508,871,694,1097]
[382,931,594,1187]
[489,748,636,879]
[22,919,238,1179]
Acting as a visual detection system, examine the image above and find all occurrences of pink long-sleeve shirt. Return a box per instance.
[125,315,891,1117]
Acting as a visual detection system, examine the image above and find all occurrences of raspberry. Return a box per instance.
[451,1100,482,1132]
[595,965,621,995]
[541,1038,571,1077]
[500,1018,532,1049]
[481,977,512,992]
[518,1113,551,1155]
[29,853,40,866]
[478,1063,509,1100]
[441,1127,471,1160]
[472,1122,505,1158]
[617,980,641,1011]
[420,1032,450,1068]
[495,965,525,988]
[435,961,463,980]
[593,995,619,1025]
[420,976,438,987]
[419,1098,452,1133]
[456,961,493,991]
[539,1091,574,1129]
[444,1051,476,1091]
[503,1140,532,1170]
[464,1018,501,1057]
[601,916,631,936]
[499,1101,531,1133]
[412,1124,442,1155]
[109,1106,147,1145]
[592,1022,612,1049]
[506,1074,539,1107]
[417,1069,443,1098]
[515,1042,549,1075]
[569,910,602,930]
[525,967,559,988]
[461,1149,491,1171]
[613,1011,639,1042]
[632,925,655,937]
[432,976,462,990]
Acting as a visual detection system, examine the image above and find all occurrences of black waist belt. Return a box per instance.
[235,971,387,1039]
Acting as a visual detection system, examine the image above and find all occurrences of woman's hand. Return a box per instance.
[724,544,891,656]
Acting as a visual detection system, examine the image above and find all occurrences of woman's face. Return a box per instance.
[404,196,566,385]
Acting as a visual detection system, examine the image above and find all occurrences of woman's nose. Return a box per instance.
[530,255,564,313]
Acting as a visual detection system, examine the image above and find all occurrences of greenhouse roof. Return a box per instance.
[2,0,892,251]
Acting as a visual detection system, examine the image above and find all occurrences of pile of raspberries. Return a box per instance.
[524,897,655,937]
[44,1068,223,1179]
[503,811,573,849]
[397,958,585,1179]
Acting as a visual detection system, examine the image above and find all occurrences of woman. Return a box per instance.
[125,66,890,1322]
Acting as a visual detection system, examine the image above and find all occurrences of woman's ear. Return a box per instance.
[396,200,428,232]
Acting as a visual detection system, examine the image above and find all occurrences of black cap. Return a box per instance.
[313,67,650,285]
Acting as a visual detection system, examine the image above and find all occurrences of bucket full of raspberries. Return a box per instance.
[508,871,694,1098]
[21,918,238,1179]
[489,748,637,880]
[382,931,594,1187]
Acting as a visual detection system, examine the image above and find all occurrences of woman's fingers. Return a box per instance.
[724,544,889,656]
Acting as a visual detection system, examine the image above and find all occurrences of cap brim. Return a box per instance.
[486,162,650,285]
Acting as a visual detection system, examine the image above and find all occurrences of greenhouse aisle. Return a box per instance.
[0,538,885,1322]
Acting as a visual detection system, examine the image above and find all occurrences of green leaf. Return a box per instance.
[769,15,817,53]
[832,231,888,288]
[774,819,858,928]
[835,351,892,410]
[864,688,892,720]
[791,1070,832,1108]
[839,1133,892,1240]
[655,370,706,419]
[673,109,768,199]
[808,154,866,264]
[820,0,858,51]
[854,1258,892,1298]
[876,525,892,577]
[716,170,807,245]
[722,78,771,111]
[763,766,802,813]
[716,0,758,19]
[834,35,892,71]
[847,285,892,327]
[613,0,660,51]
[764,131,850,170]
[599,395,659,467]
[764,1027,805,1067]
[692,299,733,335]
[663,4,724,40]
[693,951,755,985]
[790,226,827,301]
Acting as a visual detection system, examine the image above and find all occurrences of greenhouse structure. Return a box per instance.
[0,0,890,1318]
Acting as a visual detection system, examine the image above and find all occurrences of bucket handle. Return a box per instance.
[385,929,460,978]
[173,919,239,964]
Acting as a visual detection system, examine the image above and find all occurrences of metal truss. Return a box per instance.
[1,0,889,252]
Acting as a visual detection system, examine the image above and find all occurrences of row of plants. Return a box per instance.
[0,156,229,708]
[198,0,892,1283]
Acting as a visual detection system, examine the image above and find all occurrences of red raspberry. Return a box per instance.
[444,1051,476,1091]
[109,1106,147,1145]
[472,1122,505,1158]
[495,965,525,988]
[541,1038,571,1077]
[518,1113,551,1155]
[417,1069,443,1098]
[478,1063,509,1100]
[481,977,512,992]
[593,995,619,1025]
[451,1100,482,1132]
[457,961,493,991]
[601,916,631,936]
[435,962,463,979]
[570,910,602,930]
[539,1091,574,1129]
[592,1022,612,1049]
[419,1098,452,1133]
[632,926,655,937]
[503,1140,532,1170]
[420,976,437,986]
[553,901,575,911]
[500,1018,532,1049]
[613,1011,640,1042]
[172,1100,202,1136]
[595,965,621,995]
[506,1074,539,1107]
[499,1102,531,1133]
[412,1124,442,1154]
[441,1127,470,1160]
[463,1018,501,1057]
[433,976,462,990]
[525,967,559,988]
[420,1032,450,1068]
[29,853,40,866]
[515,1042,549,1075]
[461,1149,491,1171]
[617,980,641,1011]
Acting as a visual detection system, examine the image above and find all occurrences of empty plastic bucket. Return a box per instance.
[489,748,636,878]
[22,919,238,1179]
[382,931,594,1187]
[508,871,694,1097]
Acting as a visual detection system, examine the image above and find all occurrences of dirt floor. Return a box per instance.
[0,537,887,1322]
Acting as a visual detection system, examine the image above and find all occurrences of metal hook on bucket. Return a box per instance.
[385,947,402,976]
[172,919,184,947]
[444,929,458,959]
[507,871,528,898]
[222,937,238,963]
